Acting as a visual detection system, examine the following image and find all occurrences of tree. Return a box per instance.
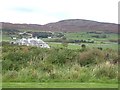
[81,44,86,51]
[81,44,86,49]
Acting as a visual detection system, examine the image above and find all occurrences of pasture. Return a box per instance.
[65,32,118,41]
[48,42,118,50]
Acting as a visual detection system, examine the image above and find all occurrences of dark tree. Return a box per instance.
[81,44,86,49]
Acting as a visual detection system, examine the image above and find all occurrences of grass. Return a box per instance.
[86,43,118,50]
[48,42,118,50]
[2,35,12,41]
[2,82,118,88]
[48,42,81,49]
[2,31,118,50]
[65,32,118,41]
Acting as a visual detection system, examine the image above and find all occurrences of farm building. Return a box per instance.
[11,37,50,48]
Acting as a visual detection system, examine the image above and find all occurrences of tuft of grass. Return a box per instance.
[93,62,118,79]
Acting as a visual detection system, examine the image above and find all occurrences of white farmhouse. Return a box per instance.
[14,37,50,48]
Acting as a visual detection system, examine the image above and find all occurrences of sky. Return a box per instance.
[0,0,119,24]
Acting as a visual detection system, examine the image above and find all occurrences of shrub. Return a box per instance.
[3,51,31,70]
[46,49,76,65]
[78,49,105,66]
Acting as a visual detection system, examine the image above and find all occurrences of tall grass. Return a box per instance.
[2,43,118,83]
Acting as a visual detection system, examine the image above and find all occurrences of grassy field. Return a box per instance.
[2,35,12,41]
[1,35,118,50]
[48,42,118,50]
[65,32,118,41]
[44,31,118,50]
[48,42,80,49]
[2,82,118,88]
[2,31,118,50]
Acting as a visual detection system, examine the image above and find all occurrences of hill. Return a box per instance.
[1,19,118,33]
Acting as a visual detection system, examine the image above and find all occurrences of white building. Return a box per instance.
[13,38,50,48]
[48,36,52,39]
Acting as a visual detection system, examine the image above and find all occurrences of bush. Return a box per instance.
[3,51,31,70]
[78,49,105,66]
[46,48,77,66]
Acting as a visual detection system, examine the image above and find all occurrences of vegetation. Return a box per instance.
[32,32,53,38]
[2,43,118,84]
[2,30,118,88]
[3,82,118,88]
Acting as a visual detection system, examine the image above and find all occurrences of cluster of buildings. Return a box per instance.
[10,37,50,48]
[10,31,50,48]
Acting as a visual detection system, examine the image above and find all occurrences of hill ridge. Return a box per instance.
[1,19,118,33]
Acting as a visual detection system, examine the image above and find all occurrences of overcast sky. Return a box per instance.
[0,0,119,24]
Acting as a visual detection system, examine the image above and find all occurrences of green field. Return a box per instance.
[1,34,118,50]
[2,82,118,88]
[48,42,118,50]
[48,42,80,49]
[2,35,12,41]
[65,32,118,41]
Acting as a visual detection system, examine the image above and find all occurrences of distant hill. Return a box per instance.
[1,19,118,33]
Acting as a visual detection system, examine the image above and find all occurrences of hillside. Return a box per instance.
[1,19,118,33]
